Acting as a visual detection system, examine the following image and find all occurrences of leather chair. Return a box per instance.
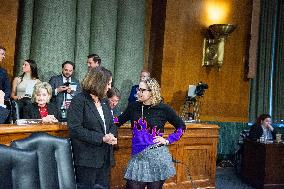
[11,132,76,189]
[0,144,40,189]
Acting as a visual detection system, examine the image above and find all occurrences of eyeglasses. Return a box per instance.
[137,88,151,93]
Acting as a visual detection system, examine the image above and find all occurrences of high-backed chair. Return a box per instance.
[11,132,76,189]
[0,144,40,189]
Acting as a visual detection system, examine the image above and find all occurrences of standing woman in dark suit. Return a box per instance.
[67,66,117,189]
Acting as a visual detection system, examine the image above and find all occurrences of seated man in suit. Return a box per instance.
[49,61,80,121]
[128,70,150,104]
[0,46,11,100]
[107,87,121,117]
[0,90,9,123]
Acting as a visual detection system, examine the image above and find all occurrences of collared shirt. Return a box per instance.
[261,125,273,140]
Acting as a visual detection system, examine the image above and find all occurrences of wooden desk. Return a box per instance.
[242,140,284,189]
[0,123,219,189]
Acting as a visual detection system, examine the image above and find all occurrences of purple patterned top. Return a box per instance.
[114,101,185,155]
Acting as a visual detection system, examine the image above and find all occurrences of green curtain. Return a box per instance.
[249,0,279,121]
[15,0,146,109]
[272,1,284,123]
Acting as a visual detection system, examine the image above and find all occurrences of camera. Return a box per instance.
[63,81,70,87]
[195,82,208,96]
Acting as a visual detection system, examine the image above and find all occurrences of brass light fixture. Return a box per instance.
[202,24,236,68]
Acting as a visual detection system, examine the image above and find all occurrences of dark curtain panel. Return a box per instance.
[249,0,284,123]
[272,0,284,123]
[15,0,146,109]
[249,0,278,121]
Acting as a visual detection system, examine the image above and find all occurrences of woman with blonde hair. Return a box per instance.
[115,77,186,189]
[23,82,58,123]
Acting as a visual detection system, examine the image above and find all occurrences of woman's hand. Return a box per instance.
[42,115,58,123]
[103,133,117,145]
[153,136,169,145]
[267,124,274,131]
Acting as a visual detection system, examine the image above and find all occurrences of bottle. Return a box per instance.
[60,104,67,121]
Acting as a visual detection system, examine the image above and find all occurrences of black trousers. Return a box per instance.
[76,164,110,189]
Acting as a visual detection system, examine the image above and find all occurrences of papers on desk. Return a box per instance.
[16,119,42,125]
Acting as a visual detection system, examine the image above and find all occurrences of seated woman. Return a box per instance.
[23,82,59,123]
[11,59,40,118]
[248,114,276,141]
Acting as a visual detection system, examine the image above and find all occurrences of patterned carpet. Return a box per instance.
[216,167,255,189]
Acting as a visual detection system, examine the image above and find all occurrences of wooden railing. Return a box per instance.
[0,123,219,189]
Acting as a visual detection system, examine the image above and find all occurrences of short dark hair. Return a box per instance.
[62,61,75,69]
[0,46,6,51]
[81,66,112,99]
[256,114,271,126]
[87,54,101,65]
[107,86,121,99]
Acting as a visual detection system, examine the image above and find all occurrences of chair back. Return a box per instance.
[0,144,40,189]
[11,132,76,189]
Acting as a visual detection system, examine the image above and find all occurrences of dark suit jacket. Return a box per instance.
[23,103,59,120]
[248,124,276,141]
[67,91,117,169]
[49,75,81,111]
[128,84,138,103]
[0,106,9,123]
[0,68,11,99]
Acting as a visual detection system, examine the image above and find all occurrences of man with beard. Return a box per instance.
[87,54,101,71]
[49,61,80,121]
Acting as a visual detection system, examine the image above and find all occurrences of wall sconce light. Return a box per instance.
[202,24,236,68]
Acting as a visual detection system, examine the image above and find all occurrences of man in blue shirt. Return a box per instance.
[128,70,150,103]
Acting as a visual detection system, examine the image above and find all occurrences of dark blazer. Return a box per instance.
[0,106,9,123]
[67,91,117,169]
[23,103,59,120]
[49,75,81,110]
[248,124,276,141]
[128,84,138,103]
[0,68,11,99]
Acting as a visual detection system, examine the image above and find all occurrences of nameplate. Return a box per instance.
[16,119,42,125]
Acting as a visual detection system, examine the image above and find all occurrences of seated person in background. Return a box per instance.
[11,59,40,117]
[128,70,150,103]
[48,61,80,121]
[0,90,9,123]
[87,53,101,71]
[248,114,276,141]
[23,82,59,123]
[0,46,11,99]
[107,86,121,117]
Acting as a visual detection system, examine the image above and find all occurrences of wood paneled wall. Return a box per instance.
[1,0,252,122]
[0,0,18,80]
[147,0,253,122]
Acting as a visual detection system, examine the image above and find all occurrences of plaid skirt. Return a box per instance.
[124,145,176,182]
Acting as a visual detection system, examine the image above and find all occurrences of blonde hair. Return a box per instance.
[144,78,162,106]
[31,82,52,103]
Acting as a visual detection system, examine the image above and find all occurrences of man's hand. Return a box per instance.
[57,86,68,93]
